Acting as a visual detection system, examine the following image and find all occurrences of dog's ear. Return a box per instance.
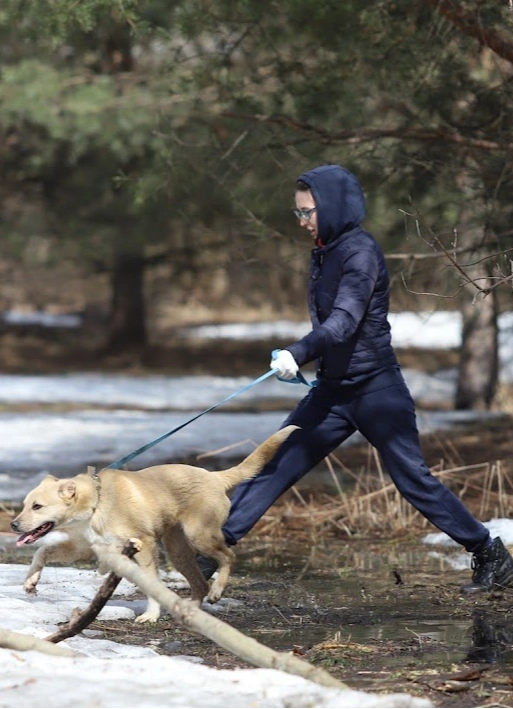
[58,480,77,501]
[87,466,97,478]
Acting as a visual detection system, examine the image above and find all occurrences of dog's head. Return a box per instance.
[11,473,97,547]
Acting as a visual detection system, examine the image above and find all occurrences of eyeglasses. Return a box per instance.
[293,207,316,222]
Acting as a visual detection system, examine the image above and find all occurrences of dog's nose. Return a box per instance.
[10,520,20,532]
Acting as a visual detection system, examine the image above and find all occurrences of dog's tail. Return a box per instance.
[218,425,299,491]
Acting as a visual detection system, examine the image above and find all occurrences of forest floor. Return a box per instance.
[1,324,513,707]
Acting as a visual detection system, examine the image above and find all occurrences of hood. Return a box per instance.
[298,164,366,246]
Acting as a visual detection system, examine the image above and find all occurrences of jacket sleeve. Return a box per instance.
[286,247,379,367]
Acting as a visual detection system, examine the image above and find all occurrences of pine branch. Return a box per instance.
[220,113,513,151]
[424,0,513,65]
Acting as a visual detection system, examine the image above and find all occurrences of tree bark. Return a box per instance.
[107,241,147,350]
[456,280,498,410]
[455,177,499,410]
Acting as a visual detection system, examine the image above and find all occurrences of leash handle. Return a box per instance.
[271,349,317,388]
[106,368,277,470]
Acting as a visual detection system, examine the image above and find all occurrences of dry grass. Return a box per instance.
[252,445,513,544]
[2,432,512,548]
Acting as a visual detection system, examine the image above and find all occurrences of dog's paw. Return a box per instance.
[23,572,41,595]
[135,611,159,624]
[127,537,143,553]
[206,584,224,604]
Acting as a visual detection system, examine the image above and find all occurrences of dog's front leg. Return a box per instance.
[24,537,93,594]
[24,546,48,594]
[162,527,208,605]
[92,534,161,623]
[133,540,161,624]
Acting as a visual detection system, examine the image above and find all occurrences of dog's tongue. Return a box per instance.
[16,532,36,547]
[15,522,54,547]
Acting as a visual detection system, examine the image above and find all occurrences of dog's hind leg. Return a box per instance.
[182,521,235,603]
[204,542,235,604]
[162,527,208,603]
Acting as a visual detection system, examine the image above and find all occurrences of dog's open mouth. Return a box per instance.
[16,522,55,547]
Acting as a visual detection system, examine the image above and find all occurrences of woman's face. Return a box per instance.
[294,189,318,243]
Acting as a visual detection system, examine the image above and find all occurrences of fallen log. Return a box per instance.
[0,628,81,657]
[93,544,347,691]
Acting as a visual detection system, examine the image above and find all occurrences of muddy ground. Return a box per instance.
[90,538,513,709]
[2,327,513,707]
[2,531,513,708]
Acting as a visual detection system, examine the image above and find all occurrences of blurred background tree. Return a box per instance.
[1,0,512,408]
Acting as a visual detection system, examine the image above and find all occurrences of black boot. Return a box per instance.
[196,555,219,580]
[461,537,513,593]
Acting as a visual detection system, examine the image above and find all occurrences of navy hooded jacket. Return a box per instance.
[286,165,398,386]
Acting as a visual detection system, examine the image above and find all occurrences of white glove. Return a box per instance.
[270,350,299,380]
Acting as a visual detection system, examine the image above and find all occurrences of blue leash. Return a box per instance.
[107,368,277,470]
[106,351,316,470]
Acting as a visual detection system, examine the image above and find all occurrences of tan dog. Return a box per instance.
[11,425,297,623]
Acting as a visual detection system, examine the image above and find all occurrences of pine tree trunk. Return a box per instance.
[456,284,498,410]
[107,246,147,351]
[455,177,499,410]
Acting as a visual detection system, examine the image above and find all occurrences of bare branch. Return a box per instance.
[221,129,251,161]
[401,271,466,298]
[45,539,140,645]
[387,246,468,261]
[0,628,81,657]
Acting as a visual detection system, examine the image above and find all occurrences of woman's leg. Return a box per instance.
[223,386,356,545]
[353,373,489,552]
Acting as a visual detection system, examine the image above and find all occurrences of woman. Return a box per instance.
[200,164,513,594]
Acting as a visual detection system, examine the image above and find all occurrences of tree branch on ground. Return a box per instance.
[93,543,347,691]
[44,539,140,644]
[0,628,82,657]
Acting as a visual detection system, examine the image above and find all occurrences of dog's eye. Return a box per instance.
[31,503,43,510]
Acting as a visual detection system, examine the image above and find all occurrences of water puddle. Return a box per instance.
[228,539,513,689]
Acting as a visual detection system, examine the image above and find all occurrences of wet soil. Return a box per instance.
[89,540,513,708]
[3,524,513,707]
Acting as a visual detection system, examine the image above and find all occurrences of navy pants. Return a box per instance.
[223,367,489,553]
